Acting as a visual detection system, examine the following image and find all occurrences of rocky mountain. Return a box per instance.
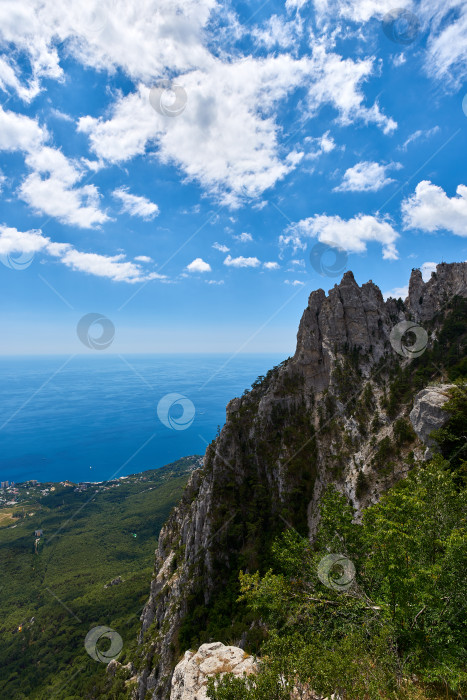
[131,263,467,700]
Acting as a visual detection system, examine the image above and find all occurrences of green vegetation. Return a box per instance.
[0,456,201,699]
[207,384,467,700]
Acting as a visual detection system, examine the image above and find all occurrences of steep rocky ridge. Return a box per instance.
[132,263,467,700]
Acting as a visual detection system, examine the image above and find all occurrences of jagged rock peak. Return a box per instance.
[407,262,467,321]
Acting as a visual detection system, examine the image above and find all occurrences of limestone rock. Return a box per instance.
[170,642,258,700]
[410,385,453,448]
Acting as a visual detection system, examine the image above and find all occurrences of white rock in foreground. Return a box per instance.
[170,642,258,700]
[410,384,453,451]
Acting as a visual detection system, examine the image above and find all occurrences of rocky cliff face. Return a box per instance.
[133,263,467,700]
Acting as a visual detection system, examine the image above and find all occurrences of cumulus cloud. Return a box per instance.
[251,14,300,48]
[223,255,261,268]
[334,161,401,192]
[304,130,336,159]
[402,181,467,236]
[263,261,280,269]
[234,232,253,243]
[0,225,165,283]
[0,106,108,227]
[0,106,47,151]
[113,187,159,219]
[212,242,229,252]
[0,0,217,93]
[186,257,212,273]
[420,261,438,281]
[281,213,399,259]
[78,45,395,206]
[383,285,408,301]
[134,255,153,263]
[19,146,109,228]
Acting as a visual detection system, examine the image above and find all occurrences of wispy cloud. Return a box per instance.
[113,187,159,220]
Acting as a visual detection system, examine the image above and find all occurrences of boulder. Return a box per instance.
[410,385,453,450]
[170,642,258,700]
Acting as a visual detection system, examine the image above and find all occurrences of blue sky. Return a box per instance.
[0,0,466,354]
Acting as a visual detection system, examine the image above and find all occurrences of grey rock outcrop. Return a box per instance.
[134,263,467,700]
[170,642,258,700]
[407,263,467,322]
[410,385,453,450]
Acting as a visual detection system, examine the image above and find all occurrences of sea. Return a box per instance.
[0,354,286,485]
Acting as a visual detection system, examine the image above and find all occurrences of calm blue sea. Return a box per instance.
[0,354,286,484]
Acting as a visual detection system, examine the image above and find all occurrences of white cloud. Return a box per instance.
[420,261,437,281]
[334,161,401,192]
[19,146,109,228]
[0,0,217,91]
[391,54,406,67]
[400,126,440,151]
[212,242,229,252]
[422,0,467,86]
[78,45,395,206]
[0,56,40,102]
[285,279,305,286]
[0,225,165,283]
[263,261,280,269]
[234,232,253,243]
[205,279,224,285]
[306,44,397,135]
[113,187,159,220]
[223,255,261,268]
[186,257,211,273]
[281,213,399,259]
[300,0,467,87]
[251,15,300,48]
[0,169,5,191]
[134,255,153,263]
[383,285,408,301]
[0,106,47,151]
[0,106,108,228]
[402,181,467,236]
[304,130,336,159]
